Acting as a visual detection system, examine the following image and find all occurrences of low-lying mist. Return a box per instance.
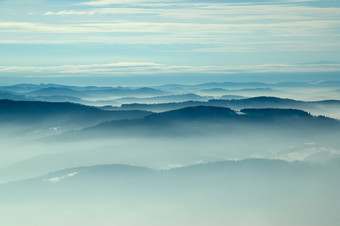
[1,109,340,183]
[1,83,340,226]
[1,159,339,226]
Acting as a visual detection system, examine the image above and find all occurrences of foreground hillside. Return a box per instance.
[1,159,339,226]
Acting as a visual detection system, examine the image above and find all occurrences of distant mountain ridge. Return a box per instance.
[3,158,340,186]
[2,81,340,97]
[114,93,209,104]
[144,105,237,121]
[27,87,167,98]
[113,96,340,112]
[0,99,151,127]
[155,80,340,90]
[79,105,338,138]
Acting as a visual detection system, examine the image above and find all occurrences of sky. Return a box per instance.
[0,0,340,85]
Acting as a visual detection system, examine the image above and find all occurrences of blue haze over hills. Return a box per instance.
[1,0,340,225]
[1,84,340,226]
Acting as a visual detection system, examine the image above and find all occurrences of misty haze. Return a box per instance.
[1,0,340,225]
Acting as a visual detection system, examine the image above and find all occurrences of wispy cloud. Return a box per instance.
[1,20,339,48]
[1,0,339,78]
[45,172,78,183]
[81,0,319,6]
[1,62,339,76]
[44,4,340,21]
[1,1,338,54]
[81,0,172,6]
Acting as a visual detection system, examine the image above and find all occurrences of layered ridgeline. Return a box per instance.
[1,82,340,119]
[1,159,340,226]
[1,83,340,226]
[0,99,151,133]
[0,83,167,97]
[1,99,340,184]
[110,97,340,118]
[0,84,167,106]
[2,98,338,137]
[1,81,340,110]
[78,105,338,137]
[2,97,338,132]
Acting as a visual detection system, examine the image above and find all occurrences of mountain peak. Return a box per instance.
[145,105,237,121]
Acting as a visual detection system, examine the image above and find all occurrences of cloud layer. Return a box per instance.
[0,0,339,79]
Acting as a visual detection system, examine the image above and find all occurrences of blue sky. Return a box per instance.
[0,0,340,85]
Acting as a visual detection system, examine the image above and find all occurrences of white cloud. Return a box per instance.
[81,0,319,6]
[280,146,340,162]
[44,4,340,22]
[1,62,340,76]
[81,0,172,6]
[1,0,339,70]
[1,2,339,51]
[1,20,339,43]
[46,172,79,183]
[163,164,183,171]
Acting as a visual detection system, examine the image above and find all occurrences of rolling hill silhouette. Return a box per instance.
[115,96,340,112]
[78,105,338,137]
[0,99,151,127]
[27,87,167,98]
[2,159,339,192]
